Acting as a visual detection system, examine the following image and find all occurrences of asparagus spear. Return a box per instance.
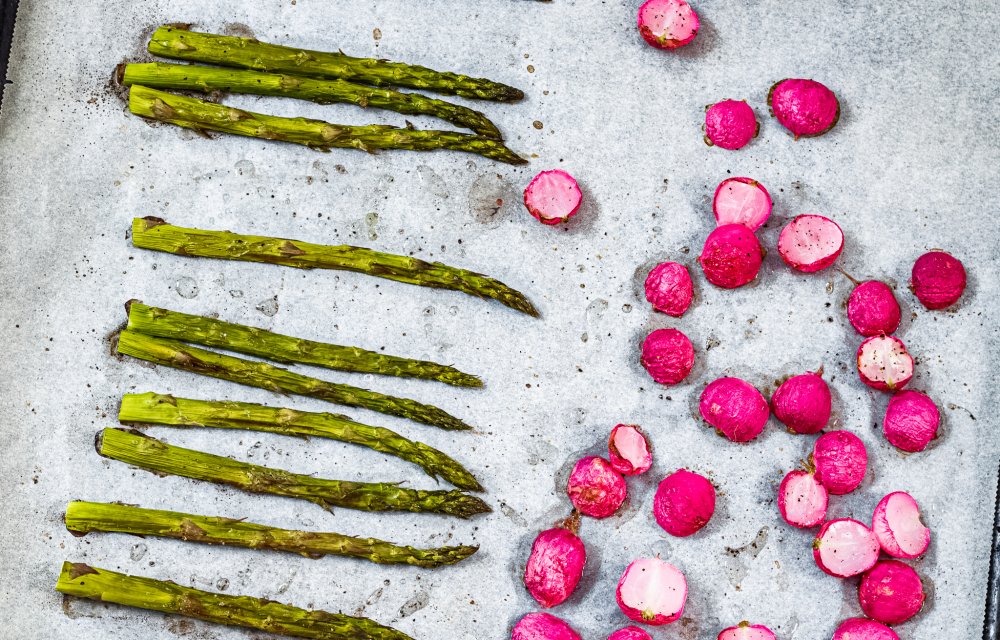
[147,25,524,102]
[119,392,483,491]
[128,85,526,165]
[116,330,472,431]
[66,501,478,568]
[130,217,539,317]
[56,561,413,640]
[97,428,491,518]
[126,300,482,388]
[121,62,503,139]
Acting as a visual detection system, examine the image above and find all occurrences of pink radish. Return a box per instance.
[616,557,687,625]
[699,224,764,288]
[872,491,931,559]
[704,100,759,150]
[856,336,914,392]
[637,0,699,49]
[523,170,582,225]
[911,250,966,310]
[813,431,868,495]
[523,514,587,608]
[609,424,653,476]
[813,518,880,578]
[848,281,902,337]
[858,560,925,625]
[713,177,772,231]
[717,622,777,640]
[641,328,695,385]
[699,377,770,443]
[566,456,627,518]
[608,627,652,640]
[771,370,831,435]
[512,612,582,640]
[644,262,694,317]
[778,214,844,272]
[778,469,828,528]
[832,618,900,640]
[768,78,840,138]
[883,390,939,452]
[654,469,716,537]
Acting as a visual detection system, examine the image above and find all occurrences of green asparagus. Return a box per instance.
[116,330,472,431]
[56,562,413,640]
[128,85,526,164]
[97,428,491,518]
[126,301,482,388]
[131,217,539,317]
[147,25,524,102]
[119,392,483,491]
[65,501,478,567]
[122,62,502,139]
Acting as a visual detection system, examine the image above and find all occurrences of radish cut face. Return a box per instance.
[872,491,931,559]
[848,281,902,337]
[607,627,652,640]
[637,0,699,49]
[713,177,772,231]
[813,518,880,578]
[831,618,899,640]
[717,622,777,640]
[777,214,844,272]
[778,470,828,528]
[883,390,939,452]
[523,170,582,225]
[856,336,914,391]
[858,560,925,625]
[615,557,687,625]
[512,612,582,640]
[609,424,653,476]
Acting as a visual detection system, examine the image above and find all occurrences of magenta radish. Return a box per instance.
[858,560,925,625]
[856,336,914,392]
[911,250,967,310]
[616,557,687,625]
[767,78,840,138]
[523,515,587,608]
[523,170,582,225]
[832,618,900,640]
[699,377,770,442]
[654,469,716,537]
[813,431,868,495]
[848,281,902,337]
[872,491,931,559]
[566,456,627,518]
[609,424,653,476]
[704,100,759,150]
[713,177,772,231]
[641,328,695,385]
[813,518,880,578]
[771,371,831,434]
[883,390,939,452]
[607,627,652,640]
[512,612,582,640]
[777,214,844,272]
[699,224,764,289]
[717,622,777,640]
[637,0,699,49]
[644,262,694,317]
[778,469,828,528]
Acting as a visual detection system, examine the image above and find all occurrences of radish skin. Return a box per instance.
[523,170,582,225]
[771,371,831,435]
[566,456,627,519]
[858,560,925,625]
[911,251,966,310]
[883,390,939,452]
[813,431,868,495]
[699,377,770,442]
[637,0,699,49]
[512,612,582,640]
[872,491,931,559]
[705,100,758,150]
[616,557,687,625]
[654,469,716,537]
[831,618,900,640]
[609,424,653,476]
[608,627,652,640]
[768,78,840,138]
[644,262,694,317]
[523,518,587,608]
[813,518,880,578]
[641,328,695,385]
[778,469,828,528]
[717,622,777,640]
[848,281,902,337]
[713,177,772,231]
[778,214,844,272]
[699,224,764,288]
[856,336,914,392]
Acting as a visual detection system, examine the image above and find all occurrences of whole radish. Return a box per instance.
[637,0,699,49]
[616,557,687,625]
[883,390,939,452]
[566,456,627,518]
[848,281,902,337]
[645,262,694,317]
[857,336,914,391]
[778,214,844,272]
[700,377,770,442]
[911,250,966,309]
[872,491,931,559]
[523,514,586,608]
[813,518,880,578]
[512,612,582,640]
[713,177,772,231]
[768,78,840,138]
[641,328,695,385]
[717,622,777,640]
[699,224,764,288]
[831,618,900,640]
[705,100,758,150]
[523,170,582,225]
[609,424,653,476]
[813,430,868,495]
[608,627,652,640]
[654,469,716,537]
[771,370,831,434]
[778,469,828,528]
[858,560,925,625]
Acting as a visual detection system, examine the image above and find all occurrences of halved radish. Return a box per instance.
[856,335,914,392]
[872,491,931,558]
[777,214,844,272]
[637,0,699,49]
[713,177,772,231]
[717,622,777,640]
[616,557,687,625]
[813,518,880,578]
[883,390,939,452]
[609,424,653,476]
[813,431,868,495]
[523,170,582,225]
[778,469,828,528]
